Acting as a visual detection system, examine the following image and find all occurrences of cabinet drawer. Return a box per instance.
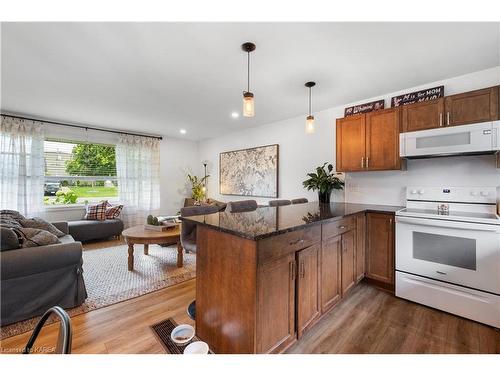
[258,225,321,263]
[322,217,356,240]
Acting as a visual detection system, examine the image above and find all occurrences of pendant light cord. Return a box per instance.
[308,87,312,116]
[247,51,250,93]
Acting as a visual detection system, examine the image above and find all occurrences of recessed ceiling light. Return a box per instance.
[231,112,239,119]
[179,129,187,134]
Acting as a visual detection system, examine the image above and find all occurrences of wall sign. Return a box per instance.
[391,86,444,107]
[344,99,385,117]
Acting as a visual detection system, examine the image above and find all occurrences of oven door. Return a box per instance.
[396,216,500,294]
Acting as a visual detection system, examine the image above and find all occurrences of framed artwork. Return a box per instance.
[219,144,279,198]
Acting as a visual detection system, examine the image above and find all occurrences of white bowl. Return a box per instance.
[183,341,209,354]
[170,324,195,345]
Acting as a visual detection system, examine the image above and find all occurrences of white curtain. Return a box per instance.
[116,134,161,228]
[0,116,45,217]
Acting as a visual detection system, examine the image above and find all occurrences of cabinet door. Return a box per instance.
[365,108,401,171]
[341,229,356,296]
[445,86,499,126]
[355,213,366,283]
[401,98,445,132]
[257,253,296,353]
[320,235,342,313]
[297,244,321,338]
[336,114,366,172]
[366,213,395,286]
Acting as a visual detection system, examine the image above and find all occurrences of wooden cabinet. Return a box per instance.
[366,213,395,287]
[445,86,499,126]
[366,108,402,170]
[336,108,402,172]
[257,253,296,353]
[320,235,342,313]
[336,114,366,172]
[355,213,366,282]
[296,244,321,337]
[401,98,444,132]
[341,229,356,296]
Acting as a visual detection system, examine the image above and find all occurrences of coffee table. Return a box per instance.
[122,224,183,271]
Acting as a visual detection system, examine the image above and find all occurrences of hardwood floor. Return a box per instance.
[1,280,498,354]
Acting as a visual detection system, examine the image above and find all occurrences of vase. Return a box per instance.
[318,190,332,204]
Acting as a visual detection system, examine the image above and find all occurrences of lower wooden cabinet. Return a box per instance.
[355,213,366,282]
[296,244,321,338]
[320,235,342,313]
[341,229,356,296]
[366,212,395,287]
[257,253,296,353]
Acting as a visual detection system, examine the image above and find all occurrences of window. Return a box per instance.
[44,139,118,205]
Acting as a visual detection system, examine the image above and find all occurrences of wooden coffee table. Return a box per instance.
[122,224,183,271]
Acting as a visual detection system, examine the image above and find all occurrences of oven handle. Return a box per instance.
[396,216,500,232]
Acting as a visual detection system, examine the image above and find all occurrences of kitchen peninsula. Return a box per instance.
[181,202,402,354]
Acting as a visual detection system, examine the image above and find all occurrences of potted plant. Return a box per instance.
[302,163,344,203]
[187,174,209,203]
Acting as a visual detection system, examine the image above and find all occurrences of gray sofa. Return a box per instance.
[68,219,123,242]
[0,221,87,326]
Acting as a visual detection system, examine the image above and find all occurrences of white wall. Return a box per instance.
[41,123,199,221]
[198,67,500,206]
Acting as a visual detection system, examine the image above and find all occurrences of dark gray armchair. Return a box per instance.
[268,199,292,207]
[225,200,258,213]
[291,198,309,204]
[180,205,221,253]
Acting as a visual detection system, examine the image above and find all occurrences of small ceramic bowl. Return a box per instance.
[183,341,209,354]
[170,324,195,345]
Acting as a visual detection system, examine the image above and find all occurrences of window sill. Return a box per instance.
[44,204,86,211]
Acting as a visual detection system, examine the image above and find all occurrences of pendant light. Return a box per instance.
[305,81,316,134]
[242,42,256,117]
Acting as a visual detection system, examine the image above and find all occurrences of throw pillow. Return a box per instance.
[84,201,108,221]
[0,210,25,229]
[19,217,65,237]
[14,227,60,248]
[105,204,123,219]
[0,227,20,251]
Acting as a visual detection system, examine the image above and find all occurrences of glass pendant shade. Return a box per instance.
[305,115,315,134]
[243,92,255,117]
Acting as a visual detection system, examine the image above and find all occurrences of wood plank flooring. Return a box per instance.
[1,280,498,354]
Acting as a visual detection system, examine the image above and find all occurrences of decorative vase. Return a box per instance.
[318,190,332,204]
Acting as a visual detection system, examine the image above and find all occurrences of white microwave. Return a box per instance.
[400,121,499,158]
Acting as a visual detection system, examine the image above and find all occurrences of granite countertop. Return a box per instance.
[180,202,403,240]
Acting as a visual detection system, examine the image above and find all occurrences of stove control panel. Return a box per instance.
[406,186,497,204]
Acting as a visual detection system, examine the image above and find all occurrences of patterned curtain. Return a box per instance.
[0,115,45,217]
[116,134,161,228]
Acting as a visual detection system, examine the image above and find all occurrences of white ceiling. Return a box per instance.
[1,22,499,141]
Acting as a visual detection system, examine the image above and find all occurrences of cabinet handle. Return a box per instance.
[300,261,305,278]
[290,261,296,280]
[439,113,443,127]
[289,238,304,246]
[447,112,450,126]
[360,157,365,169]
[366,157,369,169]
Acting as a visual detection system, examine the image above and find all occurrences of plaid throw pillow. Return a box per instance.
[84,201,108,221]
[105,204,123,219]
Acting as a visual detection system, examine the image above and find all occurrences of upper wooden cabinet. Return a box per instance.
[445,86,499,126]
[401,98,445,132]
[366,108,402,171]
[336,114,366,172]
[336,108,402,172]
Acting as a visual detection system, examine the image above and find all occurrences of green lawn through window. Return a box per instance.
[70,186,118,198]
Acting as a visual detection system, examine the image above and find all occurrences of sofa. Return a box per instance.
[0,221,87,326]
[68,218,123,242]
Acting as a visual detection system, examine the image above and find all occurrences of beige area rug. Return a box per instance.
[0,243,196,340]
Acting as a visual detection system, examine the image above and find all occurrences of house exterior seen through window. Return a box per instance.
[44,139,118,205]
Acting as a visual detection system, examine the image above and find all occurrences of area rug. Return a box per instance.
[0,243,196,340]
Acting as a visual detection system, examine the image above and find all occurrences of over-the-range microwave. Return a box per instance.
[400,121,500,159]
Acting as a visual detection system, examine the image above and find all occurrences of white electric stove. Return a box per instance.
[395,186,500,328]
